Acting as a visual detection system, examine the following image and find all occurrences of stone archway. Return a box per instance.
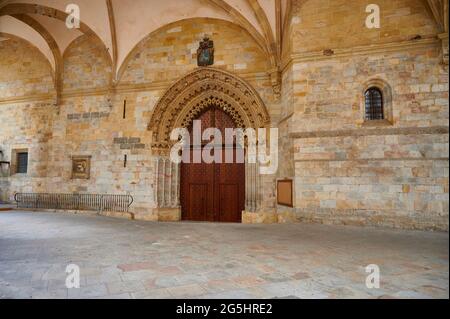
[149,67,270,150]
[148,67,271,222]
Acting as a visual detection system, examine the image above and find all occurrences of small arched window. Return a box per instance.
[365,87,384,120]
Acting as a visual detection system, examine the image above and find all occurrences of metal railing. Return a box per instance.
[14,193,133,213]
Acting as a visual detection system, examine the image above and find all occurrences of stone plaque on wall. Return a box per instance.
[72,156,91,180]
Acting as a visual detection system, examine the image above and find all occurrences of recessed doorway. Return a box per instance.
[180,107,245,222]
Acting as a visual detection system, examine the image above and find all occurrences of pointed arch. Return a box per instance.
[0,3,108,51]
[0,32,56,99]
[10,13,63,103]
[148,67,270,151]
[62,34,113,91]
[116,17,269,84]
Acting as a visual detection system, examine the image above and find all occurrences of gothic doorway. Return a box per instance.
[149,68,271,222]
[180,107,245,222]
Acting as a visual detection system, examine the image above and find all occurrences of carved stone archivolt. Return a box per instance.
[149,67,271,213]
[148,67,271,152]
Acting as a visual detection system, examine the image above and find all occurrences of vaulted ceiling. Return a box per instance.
[0,0,447,97]
[0,0,291,80]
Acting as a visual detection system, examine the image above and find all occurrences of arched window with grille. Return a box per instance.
[365,87,384,120]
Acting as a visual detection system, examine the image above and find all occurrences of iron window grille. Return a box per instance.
[17,152,28,174]
[365,87,384,120]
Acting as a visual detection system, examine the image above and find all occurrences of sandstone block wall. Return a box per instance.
[291,0,438,53]
[0,5,448,230]
[284,0,449,230]
[63,35,112,91]
[120,18,269,85]
[0,39,54,99]
[0,18,276,221]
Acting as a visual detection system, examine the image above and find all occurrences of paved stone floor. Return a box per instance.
[0,211,448,299]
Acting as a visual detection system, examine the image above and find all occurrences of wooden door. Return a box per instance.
[180,148,215,222]
[215,147,245,222]
[180,107,244,223]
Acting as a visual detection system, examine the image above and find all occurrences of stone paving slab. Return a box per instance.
[0,211,448,299]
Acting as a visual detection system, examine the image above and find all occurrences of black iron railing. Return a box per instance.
[14,193,133,213]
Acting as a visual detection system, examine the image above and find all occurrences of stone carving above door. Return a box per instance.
[148,67,270,154]
[197,37,214,67]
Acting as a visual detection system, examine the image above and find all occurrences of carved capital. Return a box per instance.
[438,33,449,65]
[269,69,281,100]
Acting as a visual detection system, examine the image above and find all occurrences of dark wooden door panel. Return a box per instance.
[215,148,245,223]
[180,149,215,222]
[181,107,245,223]
[217,183,240,223]
[188,184,207,221]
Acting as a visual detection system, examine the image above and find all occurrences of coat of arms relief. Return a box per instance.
[197,37,214,67]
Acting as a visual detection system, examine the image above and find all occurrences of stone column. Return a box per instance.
[245,160,261,212]
[153,156,181,221]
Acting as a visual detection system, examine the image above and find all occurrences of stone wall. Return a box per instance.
[0,38,55,201]
[49,92,155,218]
[0,19,276,221]
[0,38,54,98]
[120,18,269,84]
[284,0,449,230]
[0,100,54,200]
[63,35,112,91]
[294,131,448,230]
[290,46,448,131]
[0,7,448,230]
[291,0,438,54]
